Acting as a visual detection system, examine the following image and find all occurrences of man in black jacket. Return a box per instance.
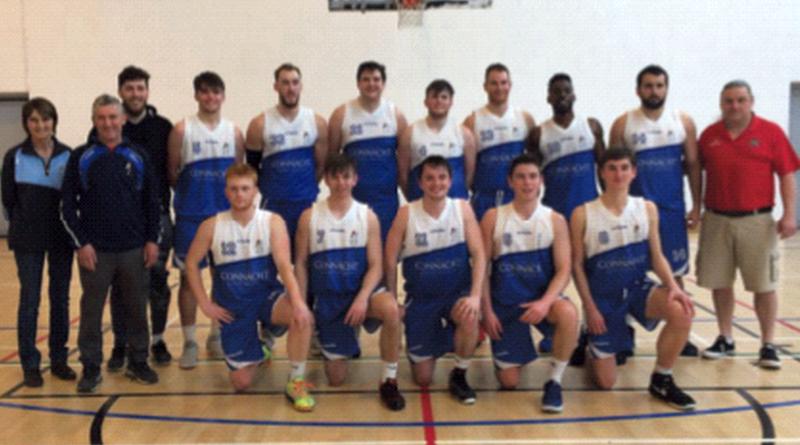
[62,94,161,393]
[103,66,175,370]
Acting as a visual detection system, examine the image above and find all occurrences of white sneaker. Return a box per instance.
[179,341,199,369]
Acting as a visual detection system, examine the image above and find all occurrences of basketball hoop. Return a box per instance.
[396,0,424,29]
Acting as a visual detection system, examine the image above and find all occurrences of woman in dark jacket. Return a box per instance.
[2,97,75,387]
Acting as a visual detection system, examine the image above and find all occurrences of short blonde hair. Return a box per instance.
[225,163,258,185]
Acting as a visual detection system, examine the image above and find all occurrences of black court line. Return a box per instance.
[90,395,118,445]
[8,384,800,400]
[737,389,776,444]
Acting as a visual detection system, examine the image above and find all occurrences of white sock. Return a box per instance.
[654,366,672,376]
[548,359,568,384]
[151,334,163,344]
[724,335,734,343]
[454,355,470,370]
[290,361,306,380]
[382,362,398,381]
[209,322,221,338]
[182,325,196,343]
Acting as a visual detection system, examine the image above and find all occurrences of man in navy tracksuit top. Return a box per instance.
[61,94,161,393]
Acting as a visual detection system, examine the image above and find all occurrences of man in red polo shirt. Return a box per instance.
[697,80,799,369]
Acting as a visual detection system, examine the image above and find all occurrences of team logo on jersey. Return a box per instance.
[316,229,325,245]
[579,136,585,144]
[450,226,458,240]
[513,126,519,135]
[632,132,647,145]
[419,145,427,157]
[255,239,264,254]
[502,233,512,247]
[303,131,310,142]
[192,142,202,154]
[350,230,358,246]
[349,124,363,136]
[547,141,561,155]
[479,129,494,143]
[414,233,428,247]
[125,162,133,177]
[269,134,285,146]
[749,138,760,148]
[598,230,610,245]
[221,241,237,256]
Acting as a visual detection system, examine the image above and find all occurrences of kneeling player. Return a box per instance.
[185,164,316,412]
[571,148,695,410]
[295,154,405,411]
[480,153,578,413]
[385,155,486,405]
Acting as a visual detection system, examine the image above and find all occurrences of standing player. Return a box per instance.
[385,156,486,404]
[185,164,315,412]
[464,63,535,221]
[245,63,328,245]
[480,154,578,413]
[167,71,244,369]
[528,73,604,357]
[571,148,696,411]
[609,65,700,281]
[328,61,408,242]
[398,79,476,202]
[294,154,405,411]
[528,73,604,221]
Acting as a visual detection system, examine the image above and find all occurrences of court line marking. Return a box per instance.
[419,387,436,445]
[737,389,775,443]
[121,440,800,445]
[2,397,800,429]
[91,395,118,445]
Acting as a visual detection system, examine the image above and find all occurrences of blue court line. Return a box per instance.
[2,397,800,428]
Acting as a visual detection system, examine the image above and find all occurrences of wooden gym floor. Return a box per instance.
[0,234,799,444]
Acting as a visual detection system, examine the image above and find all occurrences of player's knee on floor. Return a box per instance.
[496,366,520,390]
[411,360,435,387]
[230,370,254,392]
[324,359,348,387]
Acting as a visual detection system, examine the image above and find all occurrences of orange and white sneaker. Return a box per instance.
[285,378,316,412]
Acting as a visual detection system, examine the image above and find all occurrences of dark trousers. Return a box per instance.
[110,212,172,349]
[14,249,73,371]
[78,248,150,367]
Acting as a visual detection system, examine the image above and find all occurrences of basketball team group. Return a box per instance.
[3,61,797,415]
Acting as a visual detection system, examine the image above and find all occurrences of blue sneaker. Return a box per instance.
[541,380,563,413]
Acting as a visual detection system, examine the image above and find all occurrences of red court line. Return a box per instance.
[0,316,81,362]
[419,386,436,445]
[733,299,800,334]
[685,276,800,334]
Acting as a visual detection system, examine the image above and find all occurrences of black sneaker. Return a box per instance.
[702,336,735,359]
[51,363,77,381]
[151,341,172,365]
[107,346,127,372]
[448,369,476,405]
[77,366,102,393]
[379,378,406,411]
[680,341,699,357]
[648,373,695,411]
[23,369,43,387]
[757,344,781,370]
[569,331,588,367]
[541,380,563,413]
[125,361,159,385]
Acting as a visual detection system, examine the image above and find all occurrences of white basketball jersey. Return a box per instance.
[409,118,465,169]
[539,116,596,169]
[583,197,649,260]
[401,198,465,259]
[623,108,686,153]
[492,204,554,259]
[341,98,398,146]
[180,115,236,169]
[472,106,529,153]
[261,106,318,157]
[211,210,273,266]
[309,200,369,255]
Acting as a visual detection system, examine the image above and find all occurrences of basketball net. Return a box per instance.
[396,0,424,29]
